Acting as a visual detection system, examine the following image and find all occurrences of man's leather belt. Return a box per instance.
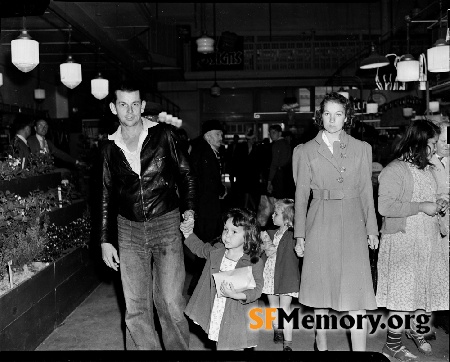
[312,189,360,200]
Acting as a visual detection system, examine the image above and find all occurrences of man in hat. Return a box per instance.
[187,119,227,294]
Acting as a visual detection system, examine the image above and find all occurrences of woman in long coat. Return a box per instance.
[293,92,379,351]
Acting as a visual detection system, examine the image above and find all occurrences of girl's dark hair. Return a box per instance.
[223,207,262,260]
[314,92,355,129]
[274,198,295,228]
[393,119,440,169]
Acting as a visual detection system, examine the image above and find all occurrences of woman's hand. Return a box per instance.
[295,237,305,257]
[367,235,379,250]
[419,202,440,216]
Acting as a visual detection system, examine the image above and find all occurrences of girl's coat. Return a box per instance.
[184,233,265,350]
[265,229,300,294]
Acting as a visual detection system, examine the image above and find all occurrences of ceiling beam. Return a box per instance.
[48,1,140,79]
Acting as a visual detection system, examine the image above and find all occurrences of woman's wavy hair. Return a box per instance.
[222,207,262,260]
[274,198,295,228]
[393,118,440,169]
[314,92,355,130]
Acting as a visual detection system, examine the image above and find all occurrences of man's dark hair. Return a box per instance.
[110,80,142,104]
[269,124,282,133]
[12,114,33,134]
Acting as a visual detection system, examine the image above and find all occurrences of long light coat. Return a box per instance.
[292,130,378,311]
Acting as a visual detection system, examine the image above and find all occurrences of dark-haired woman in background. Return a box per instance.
[377,119,449,361]
[293,92,379,351]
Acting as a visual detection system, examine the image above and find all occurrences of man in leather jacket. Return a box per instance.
[100,81,196,350]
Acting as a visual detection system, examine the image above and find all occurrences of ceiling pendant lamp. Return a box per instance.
[396,54,420,82]
[60,55,82,89]
[427,38,450,72]
[359,43,389,69]
[91,72,109,100]
[60,27,82,89]
[197,4,214,53]
[34,88,45,100]
[0,73,3,87]
[11,24,39,73]
[210,81,221,97]
[197,34,214,54]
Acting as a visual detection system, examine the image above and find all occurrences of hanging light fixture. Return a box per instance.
[427,38,450,72]
[60,27,82,89]
[11,17,39,73]
[91,49,109,99]
[197,4,214,53]
[359,43,390,69]
[91,73,109,100]
[34,88,45,100]
[396,54,420,82]
[0,73,3,87]
[34,64,45,100]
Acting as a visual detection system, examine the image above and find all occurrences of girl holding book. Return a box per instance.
[180,207,265,350]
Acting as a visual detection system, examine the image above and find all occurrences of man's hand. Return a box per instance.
[367,234,379,250]
[294,237,305,257]
[101,242,120,271]
[183,209,195,221]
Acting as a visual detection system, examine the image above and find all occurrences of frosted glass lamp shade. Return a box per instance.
[0,73,3,87]
[366,103,378,114]
[210,82,221,97]
[196,35,214,54]
[396,55,419,82]
[429,101,440,113]
[427,39,450,72]
[91,75,109,100]
[34,88,45,100]
[11,30,39,73]
[60,56,82,89]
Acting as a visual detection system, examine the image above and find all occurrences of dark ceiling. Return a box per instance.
[0,1,448,89]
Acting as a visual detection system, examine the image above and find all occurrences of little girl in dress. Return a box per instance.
[180,207,265,350]
[261,198,300,351]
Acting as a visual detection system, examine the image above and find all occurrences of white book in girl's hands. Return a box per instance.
[212,266,256,297]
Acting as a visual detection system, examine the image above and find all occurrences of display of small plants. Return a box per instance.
[0,181,90,281]
[0,153,55,181]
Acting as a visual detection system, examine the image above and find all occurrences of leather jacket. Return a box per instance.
[100,123,196,244]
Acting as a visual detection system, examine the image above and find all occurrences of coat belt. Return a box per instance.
[312,189,360,200]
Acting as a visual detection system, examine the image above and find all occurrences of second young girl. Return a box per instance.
[260,198,300,351]
[180,207,265,350]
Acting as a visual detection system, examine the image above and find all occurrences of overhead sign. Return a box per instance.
[191,35,244,71]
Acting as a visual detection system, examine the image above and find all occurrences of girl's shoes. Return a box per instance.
[405,330,433,355]
[382,344,418,361]
[273,330,283,344]
[283,345,292,351]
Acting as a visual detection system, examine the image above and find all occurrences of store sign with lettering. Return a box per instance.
[191,35,244,71]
